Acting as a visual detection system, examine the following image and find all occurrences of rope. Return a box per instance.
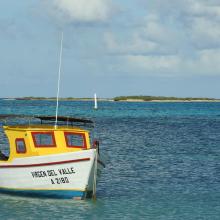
[92,148,98,200]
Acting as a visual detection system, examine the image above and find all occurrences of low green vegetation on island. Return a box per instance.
[113,96,220,102]
[14,97,96,101]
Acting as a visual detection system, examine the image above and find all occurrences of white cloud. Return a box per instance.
[188,0,220,18]
[137,0,220,47]
[104,12,186,57]
[190,49,220,74]
[190,17,220,48]
[41,0,220,77]
[122,49,220,77]
[124,55,182,76]
[104,32,158,55]
[101,0,220,77]
[50,0,114,22]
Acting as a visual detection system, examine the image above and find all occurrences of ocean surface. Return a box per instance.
[0,100,220,219]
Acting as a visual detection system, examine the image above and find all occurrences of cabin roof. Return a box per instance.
[36,115,93,124]
[0,114,93,131]
[0,114,93,123]
[3,125,88,132]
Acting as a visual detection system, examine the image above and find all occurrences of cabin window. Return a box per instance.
[16,138,26,153]
[32,132,56,148]
[64,132,87,149]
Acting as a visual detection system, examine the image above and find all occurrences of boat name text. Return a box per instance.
[31,167,75,185]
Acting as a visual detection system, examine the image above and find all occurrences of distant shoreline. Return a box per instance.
[1,96,220,103]
[113,96,220,102]
[0,97,114,102]
[117,99,220,102]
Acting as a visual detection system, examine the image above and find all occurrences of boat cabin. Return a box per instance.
[1,125,91,162]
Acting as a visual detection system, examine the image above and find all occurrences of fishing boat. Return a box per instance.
[0,115,104,199]
[0,32,105,199]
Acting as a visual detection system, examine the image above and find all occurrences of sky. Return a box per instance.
[0,0,220,98]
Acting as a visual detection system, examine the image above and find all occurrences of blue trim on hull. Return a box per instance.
[0,188,88,199]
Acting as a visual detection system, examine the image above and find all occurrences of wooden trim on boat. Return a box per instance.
[0,158,90,168]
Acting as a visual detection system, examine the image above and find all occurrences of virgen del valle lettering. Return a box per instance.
[31,167,75,185]
[31,167,75,178]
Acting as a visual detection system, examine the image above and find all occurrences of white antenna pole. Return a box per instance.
[55,32,63,129]
[94,93,98,110]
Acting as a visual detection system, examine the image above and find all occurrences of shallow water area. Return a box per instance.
[0,100,220,219]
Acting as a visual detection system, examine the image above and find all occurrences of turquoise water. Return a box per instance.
[0,100,220,219]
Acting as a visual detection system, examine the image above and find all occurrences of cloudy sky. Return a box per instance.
[0,0,220,98]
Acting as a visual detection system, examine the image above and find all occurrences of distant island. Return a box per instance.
[2,97,112,101]
[13,97,98,101]
[1,96,220,102]
[113,96,220,102]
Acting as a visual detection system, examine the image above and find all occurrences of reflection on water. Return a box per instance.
[0,194,97,220]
